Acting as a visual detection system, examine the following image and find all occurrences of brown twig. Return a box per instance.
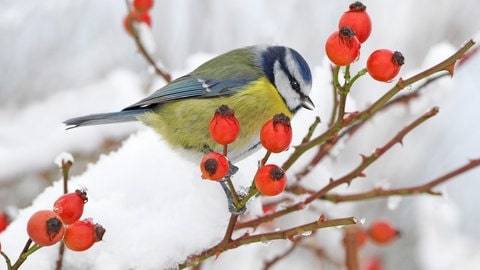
[297,69,453,181]
[179,216,357,269]
[343,226,362,270]
[124,0,171,83]
[262,241,297,270]
[306,107,438,201]
[322,158,480,203]
[221,214,239,243]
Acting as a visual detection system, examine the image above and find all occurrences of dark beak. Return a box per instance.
[301,96,315,110]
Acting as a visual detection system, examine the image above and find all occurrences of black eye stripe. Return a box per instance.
[278,61,303,94]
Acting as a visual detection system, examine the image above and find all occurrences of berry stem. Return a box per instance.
[60,160,72,196]
[55,243,65,270]
[344,64,351,82]
[1,251,12,269]
[345,68,368,89]
[260,151,272,166]
[10,239,42,270]
[239,180,259,209]
[124,0,171,83]
[301,116,321,144]
[225,178,240,207]
[328,66,341,127]
[57,158,72,270]
[219,179,242,214]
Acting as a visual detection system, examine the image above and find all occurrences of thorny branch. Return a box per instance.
[178,40,477,269]
[282,39,475,171]
[321,158,480,203]
[179,217,357,269]
[236,106,439,230]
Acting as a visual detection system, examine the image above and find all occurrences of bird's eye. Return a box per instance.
[290,80,300,91]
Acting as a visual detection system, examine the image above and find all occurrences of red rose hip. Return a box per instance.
[338,1,372,43]
[367,49,405,82]
[325,26,361,66]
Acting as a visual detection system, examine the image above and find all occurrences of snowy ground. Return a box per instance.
[1,1,480,269]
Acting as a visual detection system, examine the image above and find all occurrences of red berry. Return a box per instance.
[255,164,287,196]
[0,211,9,233]
[53,189,88,225]
[338,2,372,43]
[357,228,368,248]
[133,0,154,13]
[325,26,361,66]
[260,113,293,153]
[342,225,368,249]
[262,203,276,215]
[27,210,65,246]
[123,10,152,35]
[367,49,405,82]
[200,152,229,181]
[64,219,105,252]
[367,220,399,245]
[362,257,384,270]
[209,105,240,145]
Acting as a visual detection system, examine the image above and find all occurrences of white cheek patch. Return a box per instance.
[273,60,301,111]
[284,49,312,95]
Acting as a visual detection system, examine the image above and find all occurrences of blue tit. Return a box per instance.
[64,45,314,161]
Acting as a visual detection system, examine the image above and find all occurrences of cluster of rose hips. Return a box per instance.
[27,189,105,252]
[325,1,405,82]
[200,105,292,196]
[123,0,154,35]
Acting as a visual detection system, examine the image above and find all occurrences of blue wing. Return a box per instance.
[123,71,258,111]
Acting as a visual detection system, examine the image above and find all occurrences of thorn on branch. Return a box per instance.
[444,63,455,77]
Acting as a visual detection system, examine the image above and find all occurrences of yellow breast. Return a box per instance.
[138,77,292,161]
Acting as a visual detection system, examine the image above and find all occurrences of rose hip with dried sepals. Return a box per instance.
[64,219,105,252]
[200,152,230,181]
[27,210,65,246]
[367,49,405,82]
[260,113,293,153]
[53,189,88,225]
[209,105,240,145]
[255,164,287,196]
[368,220,400,245]
[325,26,361,66]
[338,1,372,43]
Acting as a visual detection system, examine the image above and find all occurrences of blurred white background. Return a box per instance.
[1,1,480,269]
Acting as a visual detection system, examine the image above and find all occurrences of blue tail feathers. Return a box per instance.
[64,109,149,129]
